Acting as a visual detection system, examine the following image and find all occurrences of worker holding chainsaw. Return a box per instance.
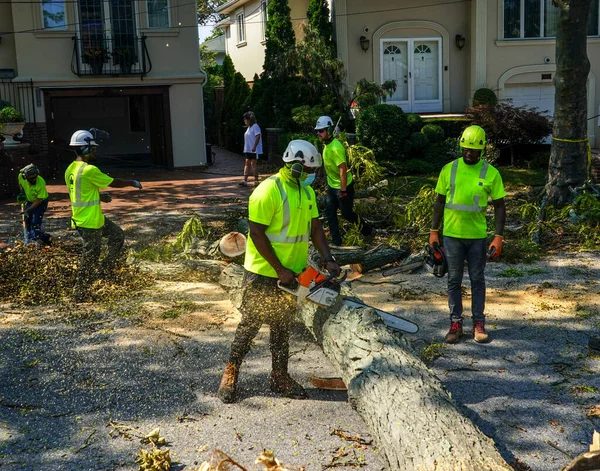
[17,163,52,245]
[65,129,143,303]
[217,139,341,403]
[430,125,506,344]
[315,116,375,246]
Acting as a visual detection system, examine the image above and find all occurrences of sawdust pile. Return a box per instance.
[0,241,152,304]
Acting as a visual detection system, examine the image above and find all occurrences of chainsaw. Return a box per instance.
[278,266,419,334]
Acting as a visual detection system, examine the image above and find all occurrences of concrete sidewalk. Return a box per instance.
[0,146,271,249]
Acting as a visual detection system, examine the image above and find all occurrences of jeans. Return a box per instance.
[443,236,487,323]
[24,199,51,244]
[325,182,372,246]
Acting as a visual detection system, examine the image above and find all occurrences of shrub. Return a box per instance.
[406,113,423,133]
[409,132,429,152]
[467,102,553,166]
[421,124,445,143]
[356,104,410,161]
[0,106,25,123]
[528,150,551,169]
[398,158,437,175]
[421,117,470,139]
[473,88,498,106]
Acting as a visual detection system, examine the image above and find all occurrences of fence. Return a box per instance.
[0,79,36,124]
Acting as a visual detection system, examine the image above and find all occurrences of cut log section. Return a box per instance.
[219,264,512,470]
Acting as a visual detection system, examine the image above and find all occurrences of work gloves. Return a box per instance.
[488,235,504,260]
[339,190,348,199]
[100,192,112,203]
[132,180,143,189]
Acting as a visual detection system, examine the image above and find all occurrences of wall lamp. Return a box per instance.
[455,34,466,50]
[359,35,370,52]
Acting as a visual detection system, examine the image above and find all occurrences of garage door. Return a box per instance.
[504,83,554,142]
[504,83,555,116]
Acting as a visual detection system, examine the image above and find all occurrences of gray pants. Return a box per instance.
[444,236,487,323]
[228,271,297,373]
[74,218,125,293]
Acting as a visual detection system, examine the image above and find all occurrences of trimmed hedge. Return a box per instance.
[421,117,470,139]
[356,104,410,161]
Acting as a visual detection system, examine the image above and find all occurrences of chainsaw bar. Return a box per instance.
[342,299,419,334]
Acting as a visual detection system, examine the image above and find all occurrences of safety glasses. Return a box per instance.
[316,129,327,135]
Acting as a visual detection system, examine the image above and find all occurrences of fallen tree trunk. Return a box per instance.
[218,265,512,470]
[312,245,410,273]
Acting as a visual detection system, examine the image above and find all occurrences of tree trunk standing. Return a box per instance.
[544,0,591,207]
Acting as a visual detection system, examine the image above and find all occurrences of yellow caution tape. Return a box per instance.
[551,136,592,179]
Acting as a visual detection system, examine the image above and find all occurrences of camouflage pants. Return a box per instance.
[74,218,125,293]
[228,271,297,373]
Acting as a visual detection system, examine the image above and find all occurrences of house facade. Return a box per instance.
[0,0,206,173]
[218,0,600,147]
[217,0,310,82]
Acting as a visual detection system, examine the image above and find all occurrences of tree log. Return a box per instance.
[311,245,410,273]
[219,265,512,470]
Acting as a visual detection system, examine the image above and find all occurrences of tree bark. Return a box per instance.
[219,266,512,470]
[544,0,592,207]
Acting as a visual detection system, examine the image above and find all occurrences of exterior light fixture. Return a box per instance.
[359,35,370,52]
[455,34,466,50]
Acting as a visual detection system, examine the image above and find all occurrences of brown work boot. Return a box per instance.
[473,321,489,343]
[217,362,240,403]
[270,372,307,399]
[445,321,463,344]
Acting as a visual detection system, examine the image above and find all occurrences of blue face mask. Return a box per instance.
[301,173,316,187]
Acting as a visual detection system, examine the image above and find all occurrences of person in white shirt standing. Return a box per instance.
[240,111,263,186]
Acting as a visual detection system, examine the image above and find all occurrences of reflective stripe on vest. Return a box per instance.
[265,176,312,244]
[72,163,101,208]
[445,159,489,213]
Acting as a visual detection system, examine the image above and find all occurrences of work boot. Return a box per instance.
[444,321,463,344]
[217,362,240,404]
[473,321,489,343]
[270,372,307,399]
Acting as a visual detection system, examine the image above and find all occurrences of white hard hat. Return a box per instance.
[219,232,247,258]
[70,130,97,147]
[314,115,333,131]
[282,140,322,168]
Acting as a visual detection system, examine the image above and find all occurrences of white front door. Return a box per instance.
[381,38,442,113]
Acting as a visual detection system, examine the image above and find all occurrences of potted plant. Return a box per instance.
[83,47,108,74]
[112,47,137,74]
[0,105,26,146]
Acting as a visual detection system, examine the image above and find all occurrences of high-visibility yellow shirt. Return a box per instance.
[244,169,319,278]
[18,174,49,202]
[323,138,353,189]
[65,161,113,229]
[435,158,506,239]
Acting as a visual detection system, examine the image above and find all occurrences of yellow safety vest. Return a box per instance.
[65,161,113,229]
[244,172,318,277]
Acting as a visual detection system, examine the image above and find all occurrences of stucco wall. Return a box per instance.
[483,0,600,147]
[343,0,470,113]
[223,0,310,82]
[9,0,201,80]
[169,83,207,167]
[0,4,17,72]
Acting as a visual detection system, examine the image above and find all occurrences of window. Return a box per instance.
[261,1,268,40]
[147,0,170,28]
[504,0,599,38]
[236,12,245,43]
[42,0,67,29]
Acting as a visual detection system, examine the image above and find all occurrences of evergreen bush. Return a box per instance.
[409,132,429,151]
[356,104,410,161]
[421,117,470,138]
[473,88,498,106]
[406,113,423,133]
[421,124,445,143]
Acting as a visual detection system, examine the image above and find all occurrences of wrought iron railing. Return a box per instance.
[0,79,36,124]
[71,35,152,77]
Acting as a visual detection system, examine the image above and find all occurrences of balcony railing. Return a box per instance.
[71,36,152,77]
